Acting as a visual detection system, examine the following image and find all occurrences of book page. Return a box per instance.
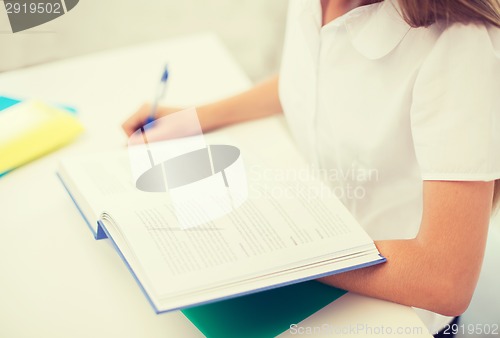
[104,171,374,298]
[61,149,375,294]
[59,117,384,312]
[59,151,158,224]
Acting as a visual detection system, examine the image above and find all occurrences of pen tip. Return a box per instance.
[161,66,169,82]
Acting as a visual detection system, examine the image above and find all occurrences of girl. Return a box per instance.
[123,0,500,335]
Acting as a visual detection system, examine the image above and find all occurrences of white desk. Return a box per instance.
[0,33,431,338]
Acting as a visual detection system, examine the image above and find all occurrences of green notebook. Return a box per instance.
[182,281,346,338]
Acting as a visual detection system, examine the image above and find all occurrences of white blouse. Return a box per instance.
[278,0,500,333]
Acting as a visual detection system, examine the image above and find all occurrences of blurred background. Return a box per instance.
[0,0,288,82]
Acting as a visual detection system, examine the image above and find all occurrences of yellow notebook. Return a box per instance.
[0,100,84,173]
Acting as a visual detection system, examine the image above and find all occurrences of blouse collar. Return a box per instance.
[299,0,412,60]
[345,0,412,59]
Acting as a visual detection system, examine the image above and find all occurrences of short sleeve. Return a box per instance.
[411,23,500,181]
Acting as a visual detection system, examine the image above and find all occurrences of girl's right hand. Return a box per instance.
[121,102,183,137]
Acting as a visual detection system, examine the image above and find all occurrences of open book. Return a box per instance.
[57,123,384,314]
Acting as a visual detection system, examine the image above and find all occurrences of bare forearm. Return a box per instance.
[320,237,480,317]
[320,181,493,317]
[320,240,435,312]
[198,75,282,131]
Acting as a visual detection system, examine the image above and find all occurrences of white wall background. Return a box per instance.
[0,0,288,82]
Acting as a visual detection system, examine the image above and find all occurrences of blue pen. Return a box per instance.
[145,65,169,128]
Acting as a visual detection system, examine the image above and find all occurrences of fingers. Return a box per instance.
[121,103,151,137]
[126,120,175,146]
[126,111,201,146]
[121,104,187,138]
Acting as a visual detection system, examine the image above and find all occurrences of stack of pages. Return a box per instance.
[58,142,385,314]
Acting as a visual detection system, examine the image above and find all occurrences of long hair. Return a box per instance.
[363,0,500,27]
[494,181,500,211]
[364,0,500,209]
[397,0,500,28]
